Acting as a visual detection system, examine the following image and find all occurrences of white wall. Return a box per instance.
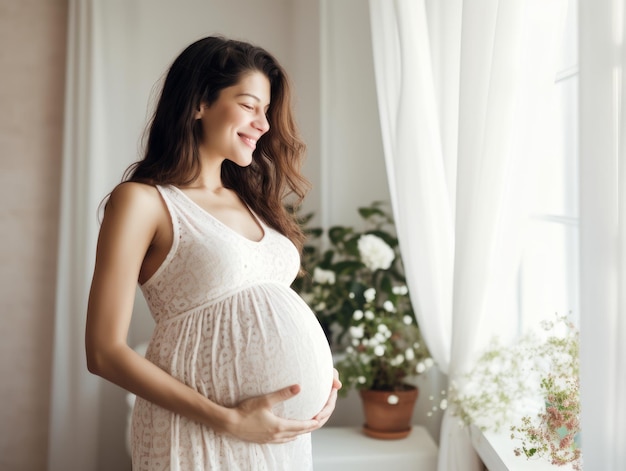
[320,0,390,229]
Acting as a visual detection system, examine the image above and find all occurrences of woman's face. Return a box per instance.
[196,70,271,167]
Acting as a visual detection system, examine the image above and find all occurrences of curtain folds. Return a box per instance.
[48,1,101,470]
[368,1,567,469]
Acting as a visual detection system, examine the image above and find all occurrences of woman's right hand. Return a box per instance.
[225,385,321,444]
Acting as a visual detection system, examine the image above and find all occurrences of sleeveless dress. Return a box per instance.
[131,185,334,471]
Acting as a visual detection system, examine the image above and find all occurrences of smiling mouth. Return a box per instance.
[239,134,257,149]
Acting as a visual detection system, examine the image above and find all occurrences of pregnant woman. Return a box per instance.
[85,36,340,470]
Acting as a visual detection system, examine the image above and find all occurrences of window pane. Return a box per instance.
[519,220,580,332]
[528,76,578,218]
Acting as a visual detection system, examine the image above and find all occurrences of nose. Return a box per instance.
[253,111,270,134]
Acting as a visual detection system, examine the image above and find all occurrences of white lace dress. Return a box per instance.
[131,185,334,471]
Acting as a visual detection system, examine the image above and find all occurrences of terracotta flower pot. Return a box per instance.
[359,385,419,439]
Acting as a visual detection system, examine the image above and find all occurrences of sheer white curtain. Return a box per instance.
[48,1,146,469]
[48,1,103,469]
[579,0,626,468]
[369,1,566,469]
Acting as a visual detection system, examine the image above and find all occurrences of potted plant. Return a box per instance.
[293,202,433,439]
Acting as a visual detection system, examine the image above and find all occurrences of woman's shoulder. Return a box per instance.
[106,182,165,216]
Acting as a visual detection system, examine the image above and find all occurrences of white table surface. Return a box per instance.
[312,426,438,471]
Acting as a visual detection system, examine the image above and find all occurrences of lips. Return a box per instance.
[238,133,257,149]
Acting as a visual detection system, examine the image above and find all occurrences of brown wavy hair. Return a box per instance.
[124,36,310,251]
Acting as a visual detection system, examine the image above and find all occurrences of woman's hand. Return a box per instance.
[313,368,342,426]
[226,385,321,444]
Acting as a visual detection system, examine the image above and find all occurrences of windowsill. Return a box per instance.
[470,424,576,471]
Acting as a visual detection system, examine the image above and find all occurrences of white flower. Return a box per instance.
[357,234,395,271]
[365,310,375,320]
[364,288,377,302]
[374,332,386,344]
[345,346,354,353]
[387,394,399,405]
[353,309,364,321]
[403,315,413,325]
[357,376,367,384]
[416,362,426,373]
[383,300,396,312]
[350,325,364,339]
[351,339,359,347]
[440,398,448,410]
[377,323,389,334]
[374,345,385,357]
[313,267,336,285]
[424,358,434,368]
[390,354,404,366]
[349,292,355,299]
[405,348,415,361]
[315,302,326,310]
[392,285,409,296]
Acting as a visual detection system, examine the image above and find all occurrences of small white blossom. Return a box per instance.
[440,399,448,410]
[357,376,367,384]
[349,292,355,299]
[360,353,371,363]
[387,394,399,405]
[383,300,396,312]
[392,285,409,296]
[353,309,364,321]
[384,330,392,339]
[365,310,375,320]
[361,338,369,346]
[377,323,389,333]
[374,332,386,344]
[416,362,426,373]
[345,346,354,354]
[403,315,413,325]
[357,234,395,271]
[350,325,364,339]
[424,358,434,368]
[313,267,336,285]
[364,288,377,302]
[390,354,404,366]
[374,345,385,357]
[351,338,359,347]
[405,348,415,361]
[315,302,326,311]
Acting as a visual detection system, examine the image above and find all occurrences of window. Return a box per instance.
[517,0,579,332]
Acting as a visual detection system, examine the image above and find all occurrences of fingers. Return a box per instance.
[231,386,321,444]
[332,368,342,390]
[313,388,338,424]
[261,384,301,408]
[313,370,341,424]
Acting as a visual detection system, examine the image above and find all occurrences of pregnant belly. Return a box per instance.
[192,284,334,421]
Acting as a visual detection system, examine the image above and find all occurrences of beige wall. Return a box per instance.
[0,1,67,469]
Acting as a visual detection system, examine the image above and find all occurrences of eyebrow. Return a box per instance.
[237,93,261,102]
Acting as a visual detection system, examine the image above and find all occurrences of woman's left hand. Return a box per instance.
[313,368,342,426]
